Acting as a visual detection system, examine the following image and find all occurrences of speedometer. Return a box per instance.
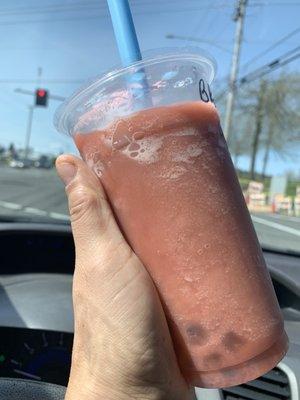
[0,327,73,386]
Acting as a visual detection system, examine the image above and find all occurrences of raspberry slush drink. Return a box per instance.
[55,52,288,388]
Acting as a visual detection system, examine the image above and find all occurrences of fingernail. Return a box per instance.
[56,162,77,186]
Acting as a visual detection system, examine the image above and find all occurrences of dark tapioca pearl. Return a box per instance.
[222,331,245,351]
[186,324,209,346]
[203,353,222,369]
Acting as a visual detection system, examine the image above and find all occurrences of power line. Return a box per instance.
[186,1,216,42]
[0,79,83,84]
[241,26,300,71]
[252,1,300,5]
[218,33,300,98]
[2,0,296,25]
[242,52,300,83]
[240,46,300,83]
[0,0,297,18]
[0,15,104,26]
[0,1,103,16]
[0,6,240,26]
[0,0,229,17]
[215,46,300,100]
[0,5,106,17]
[166,34,232,54]
[0,1,262,19]
[131,0,235,7]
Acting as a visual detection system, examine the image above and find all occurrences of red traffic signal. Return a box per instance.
[35,88,48,107]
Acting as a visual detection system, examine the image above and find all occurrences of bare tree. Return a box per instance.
[249,79,267,180]
[261,74,300,177]
[217,73,300,178]
[230,110,253,166]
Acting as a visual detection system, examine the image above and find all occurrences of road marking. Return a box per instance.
[0,201,69,221]
[252,215,300,237]
[13,369,41,381]
[261,213,300,223]
[0,201,22,210]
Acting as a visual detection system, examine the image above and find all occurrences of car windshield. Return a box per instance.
[0,0,299,254]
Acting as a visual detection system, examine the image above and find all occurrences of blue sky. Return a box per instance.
[0,0,299,176]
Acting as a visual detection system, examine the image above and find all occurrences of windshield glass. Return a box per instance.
[0,0,299,254]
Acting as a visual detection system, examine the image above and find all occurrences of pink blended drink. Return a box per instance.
[55,50,288,388]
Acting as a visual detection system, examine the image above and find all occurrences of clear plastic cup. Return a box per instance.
[54,48,288,388]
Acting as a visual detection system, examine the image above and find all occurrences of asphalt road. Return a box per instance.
[0,166,68,220]
[0,166,299,254]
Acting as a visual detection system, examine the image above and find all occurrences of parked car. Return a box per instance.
[34,155,52,169]
[9,159,31,169]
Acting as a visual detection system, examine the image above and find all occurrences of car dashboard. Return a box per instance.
[0,222,299,399]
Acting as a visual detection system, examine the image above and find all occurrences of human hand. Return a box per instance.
[56,155,194,400]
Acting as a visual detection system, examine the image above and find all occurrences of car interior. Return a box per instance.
[0,221,299,400]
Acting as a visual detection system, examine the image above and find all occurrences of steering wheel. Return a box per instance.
[0,378,66,400]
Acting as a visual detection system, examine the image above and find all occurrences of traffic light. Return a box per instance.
[35,88,48,107]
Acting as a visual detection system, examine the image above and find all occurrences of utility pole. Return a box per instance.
[24,105,34,162]
[223,0,247,143]
[23,67,41,163]
[37,67,42,86]
[250,79,267,180]
[16,67,65,162]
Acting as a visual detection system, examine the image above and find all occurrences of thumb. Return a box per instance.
[55,154,125,262]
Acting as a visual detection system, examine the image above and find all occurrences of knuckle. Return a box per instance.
[67,183,99,223]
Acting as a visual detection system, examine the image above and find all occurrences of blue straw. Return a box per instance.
[106,0,142,67]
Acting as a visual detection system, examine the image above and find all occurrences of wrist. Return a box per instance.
[65,384,175,400]
[65,371,194,400]
[66,343,194,400]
